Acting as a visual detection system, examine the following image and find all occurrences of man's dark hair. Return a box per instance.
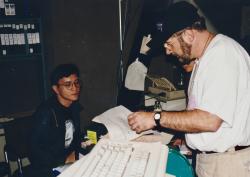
[50,63,80,85]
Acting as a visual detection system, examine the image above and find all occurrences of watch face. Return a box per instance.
[154,113,161,120]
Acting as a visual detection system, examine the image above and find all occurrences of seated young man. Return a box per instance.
[29,63,84,177]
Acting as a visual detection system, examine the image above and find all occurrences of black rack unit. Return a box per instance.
[0,18,47,118]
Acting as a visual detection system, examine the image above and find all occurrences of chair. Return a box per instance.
[3,116,34,177]
[166,147,195,177]
[0,161,10,177]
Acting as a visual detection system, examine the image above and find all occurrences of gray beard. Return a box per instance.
[178,35,192,61]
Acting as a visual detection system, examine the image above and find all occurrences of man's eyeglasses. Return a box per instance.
[58,80,82,90]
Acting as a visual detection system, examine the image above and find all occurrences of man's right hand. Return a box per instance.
[127,112,155,133]
[65,151,75,164]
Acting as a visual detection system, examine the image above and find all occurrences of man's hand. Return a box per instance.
[127,112,156,133]
[65,151,76,164]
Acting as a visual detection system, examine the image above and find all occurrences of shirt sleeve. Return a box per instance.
[29,107,65,168]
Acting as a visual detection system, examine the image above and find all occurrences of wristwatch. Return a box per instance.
[154,112,161,128]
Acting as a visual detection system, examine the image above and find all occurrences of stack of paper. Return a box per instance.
[92,105,153,141]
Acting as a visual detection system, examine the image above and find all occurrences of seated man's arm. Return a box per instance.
[30,107,65,168]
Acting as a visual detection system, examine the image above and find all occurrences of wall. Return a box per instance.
[194,0,243,40]
[39,0,143,127]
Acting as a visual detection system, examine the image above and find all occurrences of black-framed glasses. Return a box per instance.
[58,79,82,90]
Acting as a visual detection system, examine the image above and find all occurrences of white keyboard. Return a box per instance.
[59,139,168,177]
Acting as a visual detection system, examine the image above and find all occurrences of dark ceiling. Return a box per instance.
[142,0,250,41]
[195,0,250,40]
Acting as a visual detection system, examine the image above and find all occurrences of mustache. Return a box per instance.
[178,58,196,66]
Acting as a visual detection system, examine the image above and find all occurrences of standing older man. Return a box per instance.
[128,2,250,177]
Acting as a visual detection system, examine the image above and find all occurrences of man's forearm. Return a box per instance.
[160,109,222,133]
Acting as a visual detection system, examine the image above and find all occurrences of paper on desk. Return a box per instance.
[134,131,174,145]
[92,105,150,141]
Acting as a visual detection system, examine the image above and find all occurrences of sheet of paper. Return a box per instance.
[125,58,147,91]
[92,105,147,141]
[140,34,151,54]
[134,132,174,145]
[0,0,4,8]
[0,34,5,45]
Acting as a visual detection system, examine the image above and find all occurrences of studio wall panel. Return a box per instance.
[0,59,43,117]
[41,0,129,126]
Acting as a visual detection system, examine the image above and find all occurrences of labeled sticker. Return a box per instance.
[87,130,97,144]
